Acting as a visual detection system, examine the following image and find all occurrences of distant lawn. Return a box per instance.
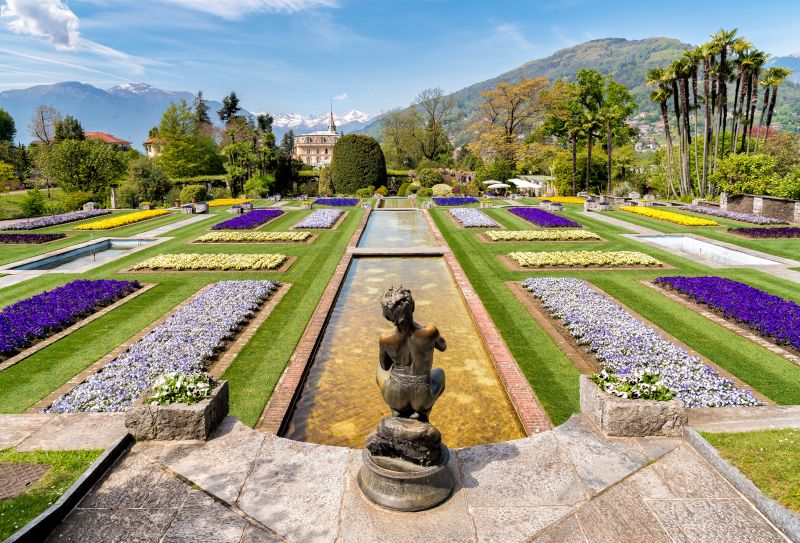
[432,203,800,425]
[0,189,64,220]
[0,448,102,540]
[702,428,800,513]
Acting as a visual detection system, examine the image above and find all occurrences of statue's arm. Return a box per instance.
[435,331,446,352]
[379,342,392,371]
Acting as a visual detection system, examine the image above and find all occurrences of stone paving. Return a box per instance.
[42,414,791,542]
[0,413,127,451]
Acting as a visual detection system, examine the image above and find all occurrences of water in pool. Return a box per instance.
[358,210,438,248]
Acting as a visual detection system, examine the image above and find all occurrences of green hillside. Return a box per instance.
[364,37,800,144]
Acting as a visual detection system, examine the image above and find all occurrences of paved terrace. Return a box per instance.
[21,414,791,543]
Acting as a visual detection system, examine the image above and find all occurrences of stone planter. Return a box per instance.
[125,380,229,441]
[579,375,686,437]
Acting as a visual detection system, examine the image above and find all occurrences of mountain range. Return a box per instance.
[0,82,375,148]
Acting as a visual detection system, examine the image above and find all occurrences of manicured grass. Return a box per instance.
[432,203,800,424]
[0,448,102,540]
[0,189,64,220]
[702,429,800,513]
[0,205,361,426]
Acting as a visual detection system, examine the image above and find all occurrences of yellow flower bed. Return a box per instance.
[207,198,253,207]
[542,196,585,204]
[74,209,169,230]
[486,230,601,241]
[619,206,717,226]
[195,231,310,243]
[508,250,662,268]
[131,253,287,271]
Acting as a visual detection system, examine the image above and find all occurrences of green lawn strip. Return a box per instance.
[701,429,800,513]
[0,448,102,540]
[0,189,64,220]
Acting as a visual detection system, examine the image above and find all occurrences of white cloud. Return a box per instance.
[333,92,347,100]
[160,0,338,19]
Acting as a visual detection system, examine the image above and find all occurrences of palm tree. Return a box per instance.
[710,29,743,167]
[745,50,768,153]
[754,71,772,153]
[762,67,793,148]
[683,48,703,194]
[581,109,603,193]
[647,68,678,198]
[698,42,717,195]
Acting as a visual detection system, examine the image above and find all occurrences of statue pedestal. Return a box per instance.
[358,446,455,512]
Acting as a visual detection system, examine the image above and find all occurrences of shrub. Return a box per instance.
[376,185,389,196]
[612,181,635,197]
[180,184,207,203]
[318,167,333,196]
[711,154,778,196]
[770,170,800,200]
[408,182,421,194]
[58,190,94,211]
[417,187,433,197]
[466,181,480,196]
[20,187,47,217]
[209,187,231,200]
[330,134,387,194]
[417,168,444,188]
[355,186,375,198]
[431,183,453,197]
[397,182,410,196]
[244,175,274,198]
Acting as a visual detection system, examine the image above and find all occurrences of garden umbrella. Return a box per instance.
[487,183,510,189]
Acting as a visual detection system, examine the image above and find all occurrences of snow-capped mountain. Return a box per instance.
[270,109,374,134]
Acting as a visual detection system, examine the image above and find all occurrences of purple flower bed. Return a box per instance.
[314,198,358,206]
[1,209,112,230]
[654,276,800,352]
[433,197,478,206]
[508,207,581,228]
[0,233,66,244]
[46,280,278,412]
[1,279,140,359]
[678,205,786,225]
[211,209,283,230]
[728,227,800,239]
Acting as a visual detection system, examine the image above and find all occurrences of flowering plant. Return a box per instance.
[46,280,279,412]
[509,250,661,268]
[619,206,717,226]
[523,277,759,407]
[508,207,581,228]
[1,209,111,230]
[196,231,309,243]
[207,198,253,207]
[591,369,676,401]
[678,205,785,225]
[314,198,358,206]
[292,209,342,229]
[147,372,213,405]
[131,253,287,271]
[0,233,66,244]
[728,227,800,239]
[211,209,283,230]
[449,208,499,227]
[434,197,478,206]
[74,210,169,230]
[486,230,600,241]
[540,196,585,204]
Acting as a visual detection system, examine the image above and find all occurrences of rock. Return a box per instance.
[579,375,687,437]
[365,417,443,466]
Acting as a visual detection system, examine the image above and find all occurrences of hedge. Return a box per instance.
[330,135,387,194]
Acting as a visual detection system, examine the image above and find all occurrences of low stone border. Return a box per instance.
[477,232,607,244]
[497,254,671,273]
[191,234,318,245]
[0,284,157,372]
[643,280,800,367]
[5,432,132,543]
[290,210,349,230]
[122,255,297,275]
[423,209,552,434]
[685,426,800,542]
[257,208,371,433]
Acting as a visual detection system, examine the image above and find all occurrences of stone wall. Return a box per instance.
[719,194,800,222]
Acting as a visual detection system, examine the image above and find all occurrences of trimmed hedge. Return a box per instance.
[330,135,387,194]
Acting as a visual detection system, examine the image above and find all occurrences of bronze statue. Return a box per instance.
[377,285,446,422]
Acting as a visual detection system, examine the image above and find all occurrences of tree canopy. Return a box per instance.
[0,109,15,143]
[330,134,387,194]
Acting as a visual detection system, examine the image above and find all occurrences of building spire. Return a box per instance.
[328,100,336,133]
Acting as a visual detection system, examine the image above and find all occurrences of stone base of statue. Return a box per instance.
[358,417,455,511]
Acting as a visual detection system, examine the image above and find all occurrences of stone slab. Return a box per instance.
[531,514,588,543]
[159,417,266,505]
[0,414,50,449]
[45,508,177,543]
[79,449,166,509]
[647,498,787,543]
[16,413,127,451]
[237,436,351,543]
[161,500,248,543]
[456,432,586,508]
[241,525,286,543]
[650,445,738,499]
[689,405,800,432]
[470,505,572,543]
[552,415,649,495]
[338,450,473,543]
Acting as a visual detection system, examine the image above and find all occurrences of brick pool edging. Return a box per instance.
[422,209,553,434]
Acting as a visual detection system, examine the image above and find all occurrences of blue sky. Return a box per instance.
[1,0,799,115]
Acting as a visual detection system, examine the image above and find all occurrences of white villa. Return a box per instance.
[291,109,339,167]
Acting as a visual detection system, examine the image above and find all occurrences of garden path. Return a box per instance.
[43,414,790,543]
[0,270,45,290]
[690,405,800,433]
[0,413,127,451]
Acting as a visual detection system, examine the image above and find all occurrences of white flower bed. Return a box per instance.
[196,231,310,243]
[508,250,661,268]
[449,208,499,228]
[486,230,601,241]
[523,277,760,407]
[131,253,287,271]
[46,280,279,412]
[293,209,343,229]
